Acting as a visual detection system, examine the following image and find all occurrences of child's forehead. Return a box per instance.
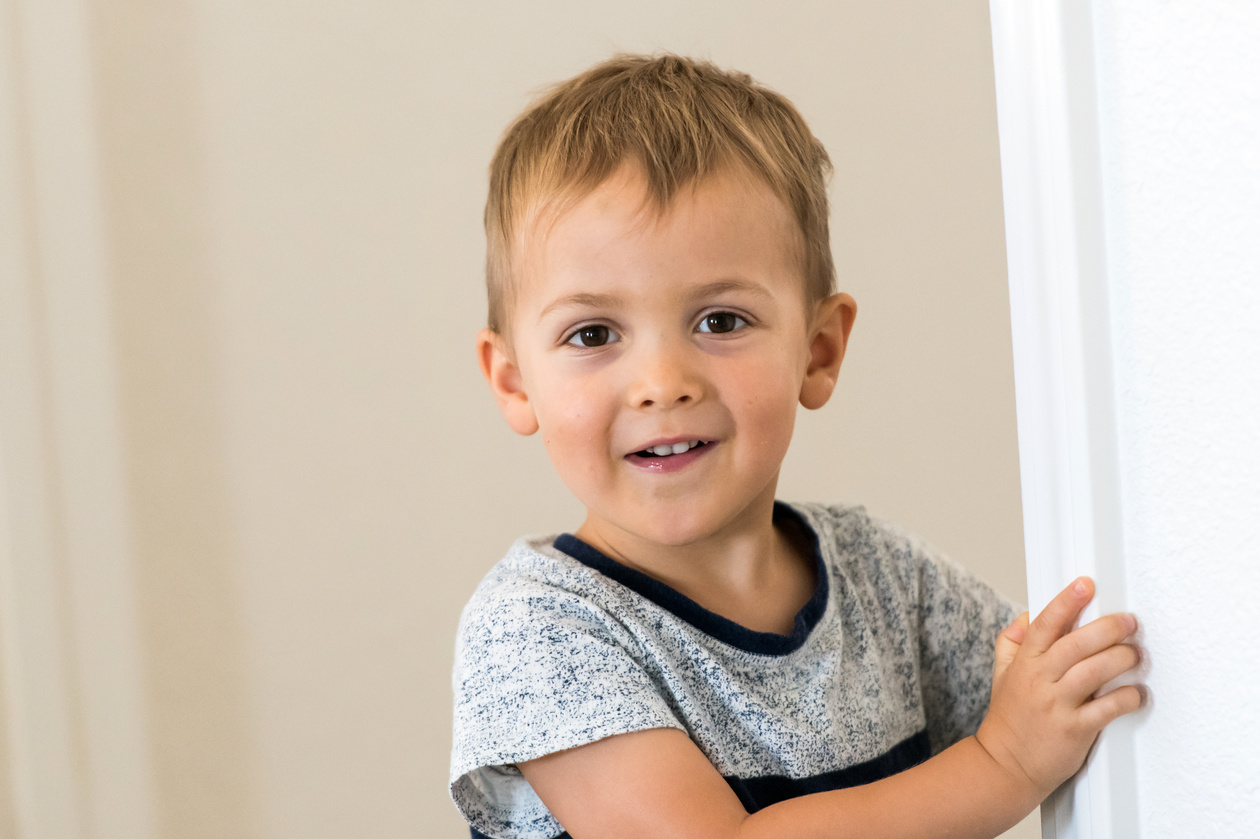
[519,163,799,264]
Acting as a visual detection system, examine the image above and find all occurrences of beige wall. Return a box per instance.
[0,1,1031,837]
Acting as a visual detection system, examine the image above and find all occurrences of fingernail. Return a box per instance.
[1136,685,1149,707]
[1128,613,1139,633]
[1073,578,1088,595]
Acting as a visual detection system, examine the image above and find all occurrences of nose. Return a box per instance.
[626,340,704,410]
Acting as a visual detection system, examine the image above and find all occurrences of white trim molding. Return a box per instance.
[989,2,1137,837]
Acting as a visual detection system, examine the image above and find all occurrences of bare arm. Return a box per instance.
[521,577,1143,839]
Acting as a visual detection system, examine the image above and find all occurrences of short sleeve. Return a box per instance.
[873,520,1022,755]
[450,573,684,839]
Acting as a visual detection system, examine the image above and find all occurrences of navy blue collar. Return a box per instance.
[553,502,828,655]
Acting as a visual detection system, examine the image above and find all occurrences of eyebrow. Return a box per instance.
[686,279,775,304]
[537,292,624,322]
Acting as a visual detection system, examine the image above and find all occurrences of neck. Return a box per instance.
[574,483,812,629]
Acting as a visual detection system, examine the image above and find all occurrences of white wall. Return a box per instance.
[1094,1,1260,833]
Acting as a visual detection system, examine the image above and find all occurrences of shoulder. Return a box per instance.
[783,501,1017,616]
[458,535,579,622]
[785,500,926,554]
[784,501,934,587]
[454,535,695,714]
[455,535,635,657]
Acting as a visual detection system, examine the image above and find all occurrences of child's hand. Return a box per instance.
[975,576,1144,800]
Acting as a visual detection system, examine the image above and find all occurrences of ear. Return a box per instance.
[799,293,857,410]
[477,328,539,435]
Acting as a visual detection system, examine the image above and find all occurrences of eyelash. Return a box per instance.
[561,310,752,348]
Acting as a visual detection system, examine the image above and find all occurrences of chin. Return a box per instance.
[581,483,776,549]
[624,503,741,548]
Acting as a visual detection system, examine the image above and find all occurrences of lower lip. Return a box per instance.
[625,443,714,473]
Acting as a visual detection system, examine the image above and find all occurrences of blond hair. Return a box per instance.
[484,53,835,334]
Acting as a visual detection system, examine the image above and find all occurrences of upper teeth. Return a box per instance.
[649,440,701,456]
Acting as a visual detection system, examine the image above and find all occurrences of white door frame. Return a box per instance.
[989,2,1138,837]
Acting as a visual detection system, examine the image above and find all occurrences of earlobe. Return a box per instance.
[476,328,540,435]
[799,293,857,410]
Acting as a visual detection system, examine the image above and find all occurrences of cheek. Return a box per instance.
[534,378,612,464]
[540,392,602,437]
[732,357,802,449]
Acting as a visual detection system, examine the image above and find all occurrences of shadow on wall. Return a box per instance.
[86,2,258,836]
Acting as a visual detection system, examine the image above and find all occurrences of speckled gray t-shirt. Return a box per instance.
[450,502,1019,839]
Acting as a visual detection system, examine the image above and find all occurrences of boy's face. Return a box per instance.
[479,165,855,550]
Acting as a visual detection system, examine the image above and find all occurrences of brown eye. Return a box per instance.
[566,325,618,347]
[698,312,747,334]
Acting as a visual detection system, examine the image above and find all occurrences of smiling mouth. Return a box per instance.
[632,440,707,458]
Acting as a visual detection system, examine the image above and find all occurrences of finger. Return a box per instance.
[1025,577,1094,656]
[1080,683,1146,732]
[1002,611,1030,645]
[1060,644,1143,704]
[1044,612,1139,681]
[993,612,1029,681]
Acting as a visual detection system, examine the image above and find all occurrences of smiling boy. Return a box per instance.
[451,55,1143,839]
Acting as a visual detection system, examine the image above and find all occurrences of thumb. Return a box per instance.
[993,612,1030,681]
